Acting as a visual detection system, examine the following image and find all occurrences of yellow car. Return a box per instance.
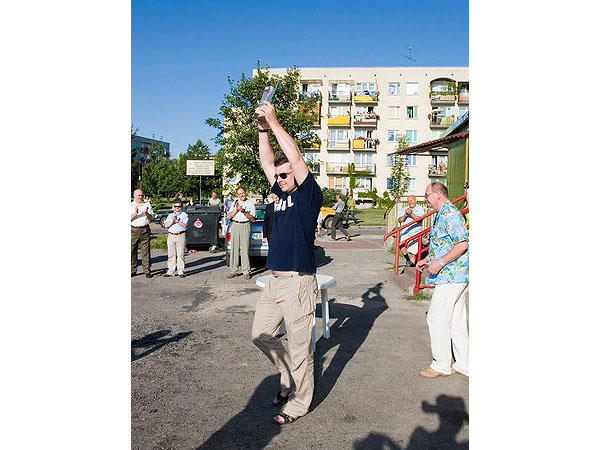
[320,206,337,230]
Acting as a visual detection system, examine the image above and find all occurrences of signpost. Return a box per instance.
[186,160,215,201]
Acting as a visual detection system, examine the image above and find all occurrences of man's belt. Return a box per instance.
[231,220,249,223]
[169,232,185,235]
[131,225,149,228]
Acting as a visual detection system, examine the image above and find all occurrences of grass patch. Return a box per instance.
[404,292,431,301]
[150,233,168,250]
[354,208,386,226]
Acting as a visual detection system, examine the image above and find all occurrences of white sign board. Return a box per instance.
[186,160,214,176]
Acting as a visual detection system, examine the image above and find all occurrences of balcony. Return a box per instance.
[328,114,351,126]
[301,139,321,150]
[458,91,469,104]
[298,91,322,101]
[428,163,447,177]
[306,162,320,174]
[353,163,376,175]
[353,91,379,103]
[328,92,352,103]
[352,138,378,151]
[326,163,350,174]
[429,114,456,128]
[353,113,378,127]
[430,80,457,105]
[327,139,351,150]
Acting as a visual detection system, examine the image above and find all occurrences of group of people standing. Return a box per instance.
[131,102,469,425]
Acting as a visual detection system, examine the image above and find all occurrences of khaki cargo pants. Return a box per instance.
[252,274,318,417]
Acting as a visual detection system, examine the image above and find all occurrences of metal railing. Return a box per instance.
[383,193,468,293]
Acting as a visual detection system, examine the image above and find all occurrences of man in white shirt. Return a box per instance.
[397,195,425,267]
[208,192,222,208]
[131,189,154,278]
[225,187,256,279]
[163,199,189,278]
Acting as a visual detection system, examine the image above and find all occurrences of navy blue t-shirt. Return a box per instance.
[266,173,323,273]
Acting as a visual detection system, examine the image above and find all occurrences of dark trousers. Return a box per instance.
[345,209,358,225]
[131,225,151,274]
[331,213,348,240]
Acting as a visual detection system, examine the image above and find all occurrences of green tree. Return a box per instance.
[206,63,319,199]
[141,139,174,199]
[388,134,411,200]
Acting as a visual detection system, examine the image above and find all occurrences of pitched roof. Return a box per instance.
[388,130,469,155]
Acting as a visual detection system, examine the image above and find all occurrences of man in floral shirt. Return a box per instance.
[416,182,469,378]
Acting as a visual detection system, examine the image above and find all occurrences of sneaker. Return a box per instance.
[225,273,237,279]
[243,274,252,280]
[145,273,153,278]
[178,274,186,278]
[345,235,351,241]
[163,273,172,277]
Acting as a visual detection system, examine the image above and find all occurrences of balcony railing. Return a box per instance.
[328,92,352,103]
[430,92,457,104]
[353,113,378,127]
[299,91,322,101]
[301,140,321,149]
[326,163,350,174]
[429,115,456,127]
[428,163,447,176]
[327,139,351,150]
[353,91,379,102]
[353,163,376,175]
[352,138,378,150]
[327,114,351,126]
[306,162,320,174]
[458,91,469,104]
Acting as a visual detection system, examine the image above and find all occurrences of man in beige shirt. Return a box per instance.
[225,187,255,279]
[131,189,154,278]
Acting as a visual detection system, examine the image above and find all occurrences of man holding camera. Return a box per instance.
[131,188,154,278]
[163,198,188,278]
[252,101,323,425]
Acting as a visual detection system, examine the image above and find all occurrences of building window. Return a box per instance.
[431,130,443,140]
[328,152,348,164]
[406,130,418,143]
[406,106,418,119]
[388,106,402,119]
[388,82,401,95]
[387,178,399,189]
[354,129,373,139]
[329,177,348,189]
[388,130,400,142]
[458,106,469,117]
[356,177,372,189]
[406,82,419,95]
[404,177,416,191]
[386,154,399,167]
[354,152,373,167]
[329,105,349,117]
[405,154,417,166]
[355,82,376,95]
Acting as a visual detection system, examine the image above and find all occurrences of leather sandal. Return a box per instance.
[273,412,299,425]
[273,391,289,407]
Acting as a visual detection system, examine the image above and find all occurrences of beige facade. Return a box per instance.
[257,66,469,198]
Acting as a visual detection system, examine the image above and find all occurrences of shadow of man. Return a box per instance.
[405,395,469,449]
[353,432,402,450]
[311,282,388,411]
[196,374,284,450]
[131,330,192,362]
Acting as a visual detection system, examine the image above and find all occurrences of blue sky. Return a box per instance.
[132,0,468,157]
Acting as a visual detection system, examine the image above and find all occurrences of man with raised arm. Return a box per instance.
[251,101,323,425]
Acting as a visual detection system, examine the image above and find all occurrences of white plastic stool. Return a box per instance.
[255,274,336,352]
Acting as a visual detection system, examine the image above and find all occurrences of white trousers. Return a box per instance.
[427,282,469,376]
[167,234,186,275]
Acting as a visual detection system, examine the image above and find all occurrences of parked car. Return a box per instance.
[225,205,268,267]
[319,206,337,230]
[153,209,172,227]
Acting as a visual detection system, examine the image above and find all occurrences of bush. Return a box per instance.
[358,191,394,209]
[321,188,346,207]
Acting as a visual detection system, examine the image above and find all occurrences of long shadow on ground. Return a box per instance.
[311,282,388,410]
[195,375,283,450]
[131,330,192,362]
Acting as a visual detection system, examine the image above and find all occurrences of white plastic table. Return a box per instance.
[255,274,336,352]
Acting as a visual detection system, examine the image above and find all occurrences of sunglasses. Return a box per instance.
[174,205,182,208]
[274,171,293,180]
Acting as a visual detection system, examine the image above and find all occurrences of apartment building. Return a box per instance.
[257,66,469,198]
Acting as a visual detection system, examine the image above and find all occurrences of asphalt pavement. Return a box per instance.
[132,226,469,449]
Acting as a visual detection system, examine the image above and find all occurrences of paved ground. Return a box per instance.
[132,226,469,450]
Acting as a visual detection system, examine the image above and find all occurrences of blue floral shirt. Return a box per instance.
[429,200,469,285]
